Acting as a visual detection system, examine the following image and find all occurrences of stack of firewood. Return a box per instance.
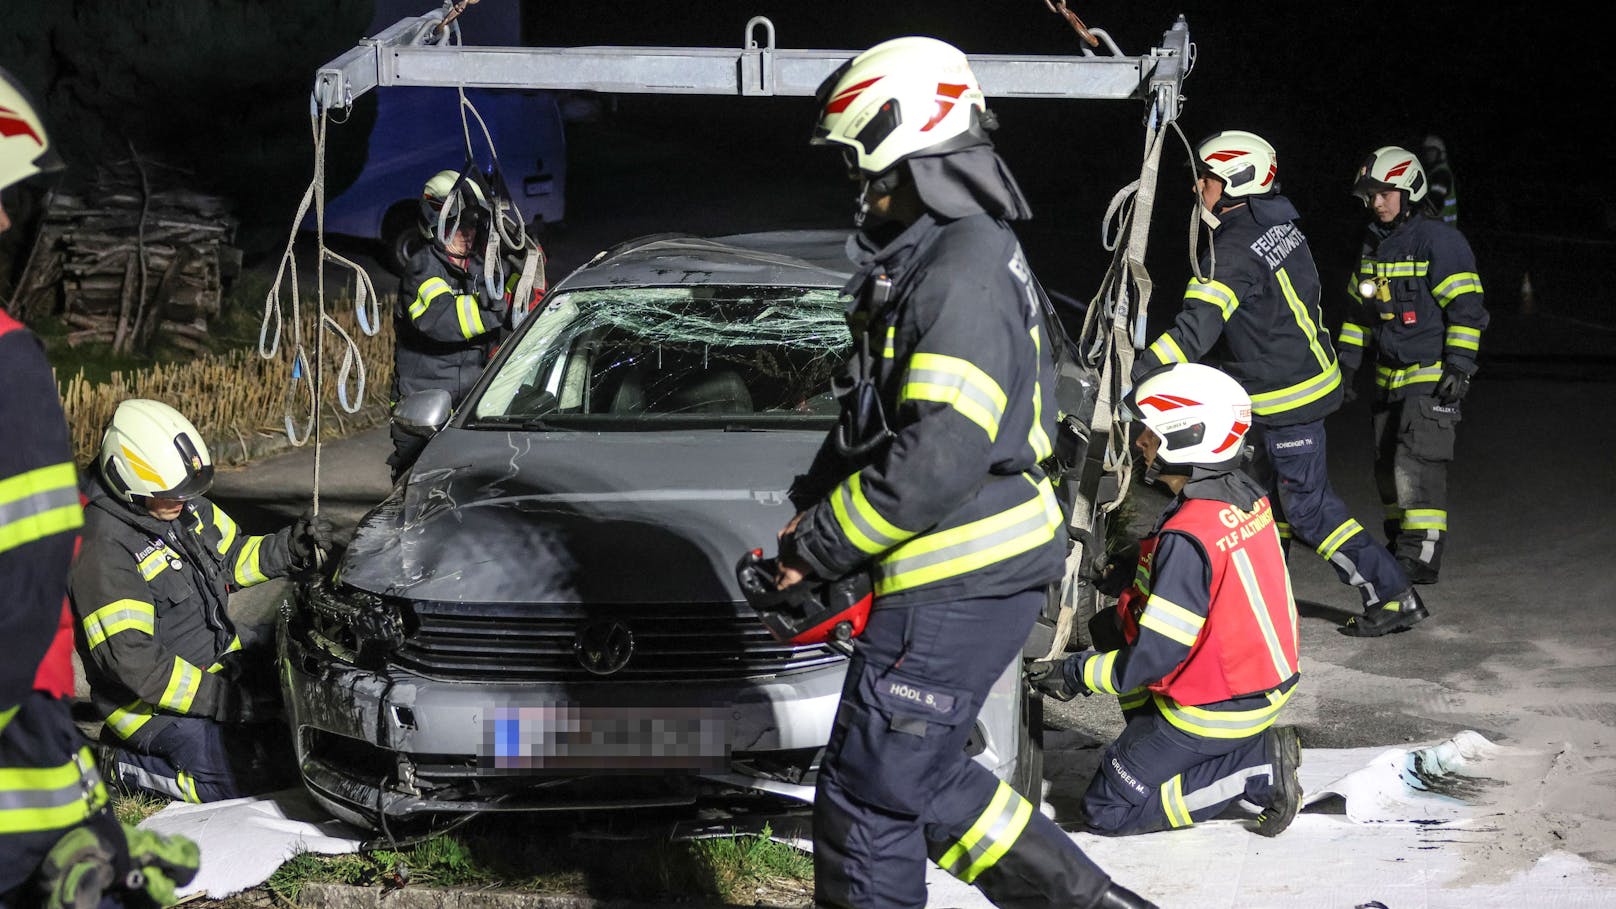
[5,158,244,355]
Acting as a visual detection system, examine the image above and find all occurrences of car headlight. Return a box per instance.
[298,580,410,666]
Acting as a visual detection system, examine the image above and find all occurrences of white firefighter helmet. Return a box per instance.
[1352,145,1428,205]
[1195,130,1279,198]
[1126,363,1252,470]
[418,168,490,240]
[98,399,214,503]
[0,66,63,192]
[811,36,990,177]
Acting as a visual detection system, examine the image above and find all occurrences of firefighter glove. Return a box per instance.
[288,508,335,572]
[121,824,200,906]
[1339,365,1358,404]
[1090,543,1140,598]
[1434,365,1471,405]
[36,826,119,909]
[1025,658,1085,702]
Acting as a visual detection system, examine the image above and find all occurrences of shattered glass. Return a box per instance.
[474,286,851,423]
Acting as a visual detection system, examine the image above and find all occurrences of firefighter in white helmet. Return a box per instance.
[1028,363,1304,838]
[69,400,333,805]
[773,36,1152,909]
[3,69,202,907]
[1131,130,1425,637]
[1338,145,1487,588]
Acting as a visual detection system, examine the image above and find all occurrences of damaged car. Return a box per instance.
[278,230,1062,830]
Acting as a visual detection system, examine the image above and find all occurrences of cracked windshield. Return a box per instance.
[473,286,851,424]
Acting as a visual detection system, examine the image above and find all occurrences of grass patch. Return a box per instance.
[112,790,170,827]
[262,817,813,905]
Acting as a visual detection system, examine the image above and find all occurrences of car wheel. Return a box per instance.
[382,205,424,276]
[1010,684,1045,803]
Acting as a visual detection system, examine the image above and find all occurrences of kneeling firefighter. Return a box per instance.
[770,36,1153,909]
[1027,364,1304,837]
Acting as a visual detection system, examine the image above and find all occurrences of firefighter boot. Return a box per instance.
[1398,556,1440,586]
[1341,589,1428,637]
[1098,882,1160,908]
[1255,725,1302,837]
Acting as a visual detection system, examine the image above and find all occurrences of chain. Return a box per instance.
[1043,0,1100,48]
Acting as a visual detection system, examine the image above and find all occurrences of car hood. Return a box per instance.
[337,427,823,604]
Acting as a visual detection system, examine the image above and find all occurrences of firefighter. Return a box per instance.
[774,37,1153,909]
[1418,135,1458,225]
[1338,145,1487,587]
[1028,363,1304,837]
[1132,130,1425,637]
[69,399,333,804]
[2,69,199,907]
[389,169,534,481]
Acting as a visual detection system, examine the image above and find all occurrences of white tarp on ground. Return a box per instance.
[140,731,1616,904]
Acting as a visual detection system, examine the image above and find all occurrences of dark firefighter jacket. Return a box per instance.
[1133,196,1342,427]
[1,311,109,848]
[788,212,1066,607]
[393,244,518,406]
[1066,471,1300,739]
[1337,212,1487,400]
[68,481,295,746]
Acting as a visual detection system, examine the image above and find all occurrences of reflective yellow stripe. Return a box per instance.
[455,294,486,339]
[1369,260,1428,278]
[234,536,268,586]
[1027,327,1052,461]
[1433,271,1483,307]
[1161,775,1192,828]
[106,700,155,739]
[1146,332,1187,368]
[410,277,451,320]
[1338,323,1368,348]
[1185,279,1238,320]
[901,353,1007,442]
[207,635,244,673]
[1230,549,1296,684]
[0,462,82,556]
[875,477,1060,595]
[937,780,1033,884]
[177,771,201,803]
[81,599,156,651]
[1138,595,1204,648]
[1082,650,1121,695]
[1445,325,1481,352]
[1249,360,1340,416]
[213,506,238,555]
[1316,519,1364,559]
[1117,687,1151,711]
[137,547,171,581]
[1155,686,1293,739]
[158,657,204,713]
[0,705,15,737]
[1375,362,1442,390]
[883,326,896,360]
[830,472,914,556]
[1277,268,1333,371]
[0,748,108,835]
[1275,521,1293,540]
[1402,509,1447,531]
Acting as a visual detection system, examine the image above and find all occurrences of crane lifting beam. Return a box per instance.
[313,12,1191,120]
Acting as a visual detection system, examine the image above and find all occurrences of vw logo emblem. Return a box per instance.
[574,620,634,675]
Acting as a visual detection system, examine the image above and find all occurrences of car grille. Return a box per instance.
[389,600,844,682]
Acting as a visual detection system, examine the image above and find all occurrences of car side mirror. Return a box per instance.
[392,389,453,438]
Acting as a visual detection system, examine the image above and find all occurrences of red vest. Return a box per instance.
[1,311,80,699]
[1123,496,1298,706]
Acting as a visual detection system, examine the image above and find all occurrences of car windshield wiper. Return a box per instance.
[468,415,557,431]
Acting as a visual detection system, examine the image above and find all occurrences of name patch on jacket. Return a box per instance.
[1270,434,1318,456]
[1250,222,1307,270]
[881,679,956,716]
[135,540,182,581]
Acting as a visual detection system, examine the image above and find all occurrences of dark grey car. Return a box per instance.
[279,230,1051,830]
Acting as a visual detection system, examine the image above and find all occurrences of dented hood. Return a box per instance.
[336,427,822,604]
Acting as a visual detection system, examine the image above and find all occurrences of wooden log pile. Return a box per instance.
[6,158,244,355]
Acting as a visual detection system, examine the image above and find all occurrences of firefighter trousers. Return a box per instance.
[1080,695,1280,836]
[1371,392,1459,580]
[813,588,1113,909]
[98,716,295,804]
[1247,420,1412,608]
[1,693,123,902]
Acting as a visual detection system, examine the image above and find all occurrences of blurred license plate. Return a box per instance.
[482,706,729,770]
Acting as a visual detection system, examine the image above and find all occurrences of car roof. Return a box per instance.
[555,229,857,291]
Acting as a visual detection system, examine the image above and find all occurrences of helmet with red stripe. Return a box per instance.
[1195,130,1279,199]
[1352,145,1428,206]
[811,36,991,178]
[1125,363,1251,472]
[1,66,63,193]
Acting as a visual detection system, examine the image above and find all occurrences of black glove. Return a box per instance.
[1433,365,1471,405]
[288,508,335,572]
[212,682,282,725]
[1339,364,1359,404]
[1088,543,1140,599]
[1025,658,1086,702]
[1087,604,1131,652]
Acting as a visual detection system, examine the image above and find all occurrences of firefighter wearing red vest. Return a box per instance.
[1028,363,1303,837]
[2,66,199,907]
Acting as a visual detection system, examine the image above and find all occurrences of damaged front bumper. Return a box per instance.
[277,593,845,830]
